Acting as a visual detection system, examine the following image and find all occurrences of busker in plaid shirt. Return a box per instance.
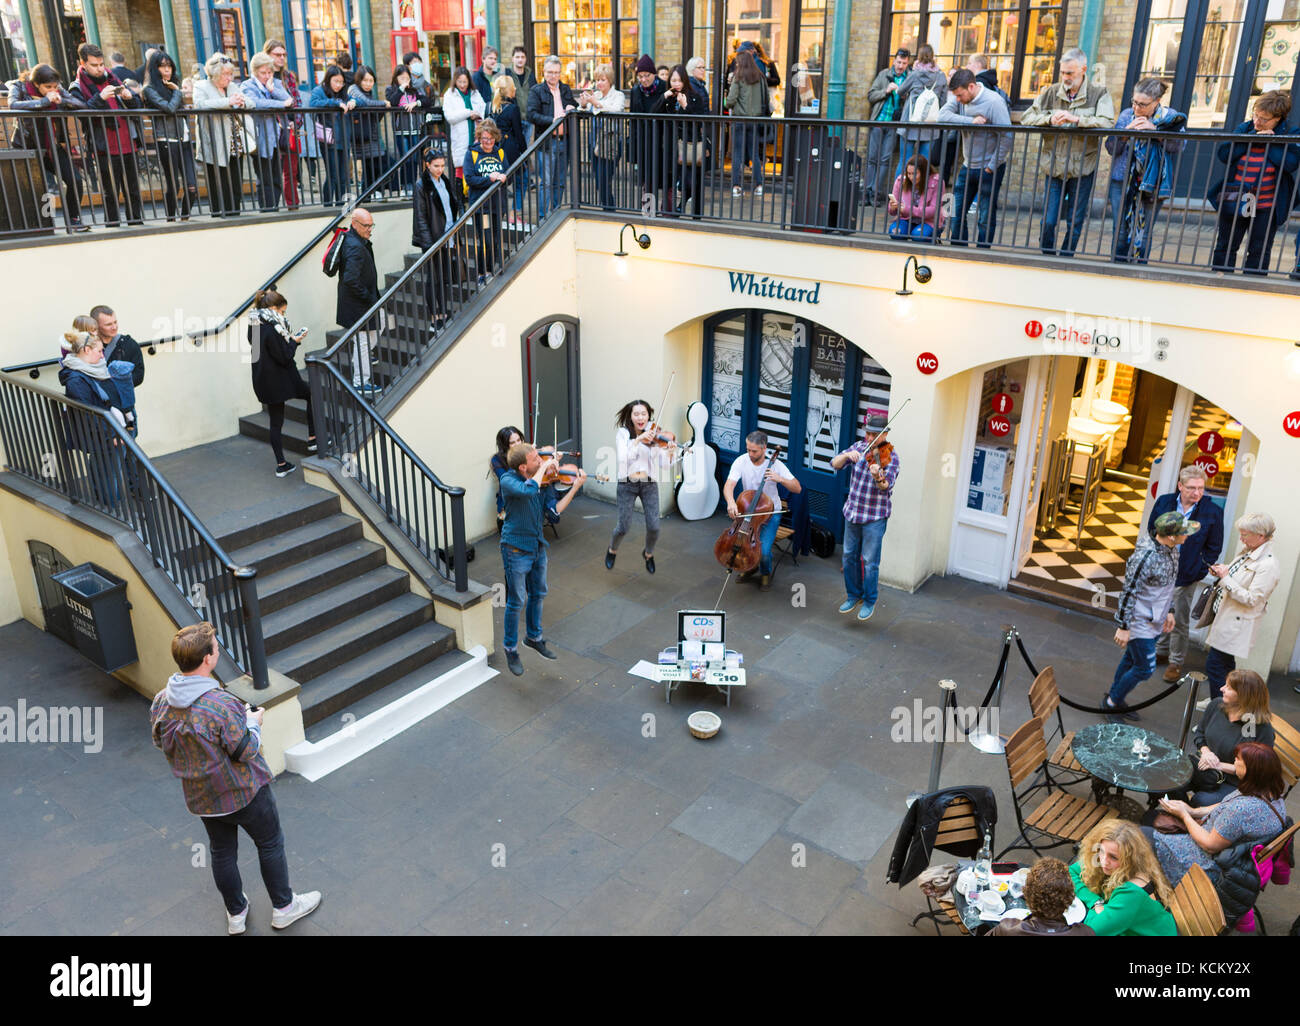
[830,414,900,621]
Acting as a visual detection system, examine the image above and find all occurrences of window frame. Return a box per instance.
[876,0,1070,109]
[523,1,638,89]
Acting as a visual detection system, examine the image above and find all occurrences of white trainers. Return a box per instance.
[227,893,249,935]
[271,890,322,930]
[732,186,742,197]
[754,185,763,196]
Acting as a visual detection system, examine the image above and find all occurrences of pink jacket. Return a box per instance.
[891,173,944,231]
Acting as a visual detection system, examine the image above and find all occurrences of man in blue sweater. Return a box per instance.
[1146,465,1224,682]
[938,68,1012,247]
[499,442,586,675]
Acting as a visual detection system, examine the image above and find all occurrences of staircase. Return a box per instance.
[153,435,472,732]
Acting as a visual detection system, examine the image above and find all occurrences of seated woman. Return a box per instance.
[1152,741,1287,889]
[1069,819,1177,936]
[1189,669,1275,805]
[488,425,565,532]
[887,154,944,240]
[988,857,1095,936]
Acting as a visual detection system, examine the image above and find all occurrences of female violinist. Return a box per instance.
[489,425,574,532]
[722,430,801,591]
[605,399,677,574]
[830,413,901,621]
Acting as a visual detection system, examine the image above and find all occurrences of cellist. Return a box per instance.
[723,430,802,591]
[830,413,900,622]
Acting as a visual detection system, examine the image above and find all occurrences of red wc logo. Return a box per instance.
[1025,320,1044,338]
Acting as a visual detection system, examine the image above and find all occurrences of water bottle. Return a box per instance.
[974,830,992,889]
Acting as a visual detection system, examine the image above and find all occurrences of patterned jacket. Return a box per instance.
[1114,534,1179,638]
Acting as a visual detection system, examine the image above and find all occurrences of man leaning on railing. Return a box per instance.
[937,69,1012,249]
[1018,46,1115,258]
[68,42,145,227]
[7,64,91,232]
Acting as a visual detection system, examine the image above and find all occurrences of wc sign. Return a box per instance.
[1025,313,1156,362]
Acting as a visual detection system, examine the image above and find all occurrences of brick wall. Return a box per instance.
[655,1,682,68]
[498,0,524,58]
[842,2,880,122]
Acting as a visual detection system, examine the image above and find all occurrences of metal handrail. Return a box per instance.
[0,369,269,687]
[303,357,468,591]
[1,120,434,378]
[317,116,567,365]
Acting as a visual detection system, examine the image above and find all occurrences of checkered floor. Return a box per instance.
[1012,395,1234,611]
[1015,479,1146,609]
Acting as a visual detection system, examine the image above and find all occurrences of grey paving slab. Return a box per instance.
[677,884,811,936]
[567,771,689,850]
[727,832,862,928]
[755,629,857,682]
[546,592,658,655]
[615,827,742,913]
[669,771,799,863]
[546,875,689,935]
[421,873,566,935]
[505,817,630,909]
[785,763,913,866]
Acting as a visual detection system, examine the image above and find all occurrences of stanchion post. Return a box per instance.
[970,627,1014,755]
[907,679,958,807]
[1177,670,1206,751]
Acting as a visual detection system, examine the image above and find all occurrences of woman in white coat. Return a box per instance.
[1196,512,1281,700]
[442,66,485,182]
[193,54,252,216]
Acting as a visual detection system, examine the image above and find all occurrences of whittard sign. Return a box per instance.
[727,272,822,305]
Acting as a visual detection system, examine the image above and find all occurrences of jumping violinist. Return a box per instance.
[723,430,801,591]
[605,399,677,574]
[830,413,900,621]
[499,441,586,676]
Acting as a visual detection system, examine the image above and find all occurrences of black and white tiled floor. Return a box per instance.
[1015,479,1146,610]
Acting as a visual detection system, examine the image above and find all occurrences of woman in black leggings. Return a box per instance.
[249,288,316,477]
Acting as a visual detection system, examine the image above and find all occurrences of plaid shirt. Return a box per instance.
[150,685,273,816]
[841,442,900,523]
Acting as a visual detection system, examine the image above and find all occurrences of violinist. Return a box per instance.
[489,425,566,532]
[723,430,801,591]
[498,441,586,676]
[605,400,676,574]
[830,414,900,621]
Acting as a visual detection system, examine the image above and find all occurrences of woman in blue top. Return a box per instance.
[348,65,391,195]
[1104,77,1187,264]
[307,64,355,205]
[240,51,295,212]
[58,331,136,506]
[489,425,563,533]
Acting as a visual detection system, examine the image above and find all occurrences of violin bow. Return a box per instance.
[863,397,911,455]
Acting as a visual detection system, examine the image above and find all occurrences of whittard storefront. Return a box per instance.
[565,220,1300,679]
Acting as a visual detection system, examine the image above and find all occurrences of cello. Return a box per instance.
[712,444,782,576]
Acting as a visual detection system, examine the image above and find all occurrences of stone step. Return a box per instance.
[254,538,389,615]
[261,564,411,655]
[227,512,363,577]
[272,591,432,685]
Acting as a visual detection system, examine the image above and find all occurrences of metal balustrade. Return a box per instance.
[0,371,270,687]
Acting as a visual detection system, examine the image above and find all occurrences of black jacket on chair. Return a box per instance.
[335,229,380,330]
[412,169,462,250]
[887,785,998,887]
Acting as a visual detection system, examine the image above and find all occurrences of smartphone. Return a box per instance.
[293,328,308,340]
[992,862,1019,875]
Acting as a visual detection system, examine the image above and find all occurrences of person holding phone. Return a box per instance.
[69,42,145,226]
[249,287,316,477]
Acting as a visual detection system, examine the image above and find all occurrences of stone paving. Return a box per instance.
[1,495,1296,935]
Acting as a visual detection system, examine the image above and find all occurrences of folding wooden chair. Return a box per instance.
[909,796,987,936]
[1248,821,1299,936]
[1169,863,1226,936]
[769,501,798,577]
[998,716,1116,858]
[1270,714,1300,798]
[1027,666,1089,786]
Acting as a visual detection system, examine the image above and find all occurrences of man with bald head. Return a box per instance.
[335,207,382,395]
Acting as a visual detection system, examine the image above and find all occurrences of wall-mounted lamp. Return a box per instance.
[896,255,933,297]
[613,223,652,278]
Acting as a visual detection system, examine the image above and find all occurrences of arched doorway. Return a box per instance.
[702,308,892,536]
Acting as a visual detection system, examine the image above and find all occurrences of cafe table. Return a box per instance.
[1070,723,1194,818]
[948,860,1030,936]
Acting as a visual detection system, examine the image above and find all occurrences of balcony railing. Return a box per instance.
[0,104,438,236]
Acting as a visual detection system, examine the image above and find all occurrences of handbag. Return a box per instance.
[1153,811,1188,834]
[677,138,706,165]
[314,119,335,145]
[1190,581,1216,621]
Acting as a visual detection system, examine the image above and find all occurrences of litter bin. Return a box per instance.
[788,126,862,233]
[51,563,138,672]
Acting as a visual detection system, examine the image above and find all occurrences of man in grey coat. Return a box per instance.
[865,48,911,206]
[938,68,1012,247]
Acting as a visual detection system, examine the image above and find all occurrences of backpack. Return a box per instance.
[322,226,349,277]
[912,85,941,124]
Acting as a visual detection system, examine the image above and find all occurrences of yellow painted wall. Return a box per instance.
[1,208,414,461]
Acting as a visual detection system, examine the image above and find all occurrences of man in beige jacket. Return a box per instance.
[1020,47,1115,257]
[1195,511,1281,703]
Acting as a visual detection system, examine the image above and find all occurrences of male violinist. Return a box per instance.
[830,414,900,621]
[723,431,802,591]
[499,442,586,676]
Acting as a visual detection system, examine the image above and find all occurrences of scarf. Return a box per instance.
[62,352,111,381]
[457,88,474,109]
[255,305,295,344]
[76,66,134,154]
[1211,551,1253,616]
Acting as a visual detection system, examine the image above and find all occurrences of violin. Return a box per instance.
[712,445,782,575]
[865,440,894,470]
[638,423,676,449]
[539,459,610,486]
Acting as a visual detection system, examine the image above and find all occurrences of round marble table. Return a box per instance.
[1071,724,1194,816]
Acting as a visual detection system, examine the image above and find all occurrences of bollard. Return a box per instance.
[1177,670,1206,751]
[906,679,958,808]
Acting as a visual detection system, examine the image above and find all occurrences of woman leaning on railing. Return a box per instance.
[7,64,90,232]
[193,53,251,217]
[142,50,199,221]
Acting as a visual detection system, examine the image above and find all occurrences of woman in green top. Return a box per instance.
[1070,819,1178,936]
